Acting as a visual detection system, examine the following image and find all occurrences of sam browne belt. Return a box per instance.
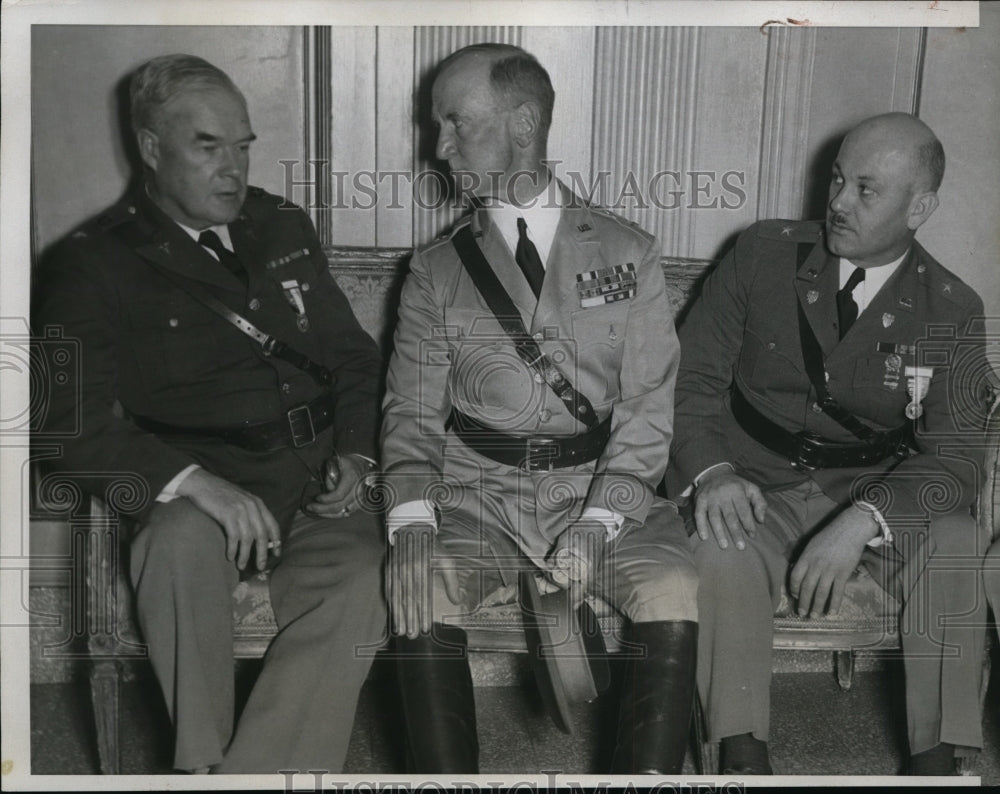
[449,409,611,472]
[132,392,334,453]
[731,387,909,471]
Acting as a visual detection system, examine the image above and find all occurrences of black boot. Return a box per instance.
[611,620,698,774]
[395,624,479,773]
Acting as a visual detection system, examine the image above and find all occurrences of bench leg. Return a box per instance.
[90,658,121,774]
[835,650,854,691]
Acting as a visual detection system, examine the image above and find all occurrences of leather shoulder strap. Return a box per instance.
[795,242,877,442]
[153,266,335,388]
[452,226,600,430]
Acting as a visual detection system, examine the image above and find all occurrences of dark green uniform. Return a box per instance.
[35,187,386,772]
[668,220,991,758]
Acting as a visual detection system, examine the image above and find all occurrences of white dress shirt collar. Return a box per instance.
[486,179,565,266]
[838,250,907,315]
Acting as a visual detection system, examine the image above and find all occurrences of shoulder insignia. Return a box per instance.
[756,219,823,243]
[586,205,655,244]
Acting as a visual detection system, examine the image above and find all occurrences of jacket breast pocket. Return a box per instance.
[126,300,238,396]
[570,302,627,403]
[848,356,910,427]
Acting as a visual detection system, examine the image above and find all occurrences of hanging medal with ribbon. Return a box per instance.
[280,278,310,332]
[903,365,934,419]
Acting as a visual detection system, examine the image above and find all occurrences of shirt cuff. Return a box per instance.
[386,499,436,544]
[155,463,201,503]
[856,500,893,547]
[581,506,625,541]
[680,461,735,498]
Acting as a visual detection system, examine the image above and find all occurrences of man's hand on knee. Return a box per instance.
[388,523,462,639]
[789,505,879,618]
[693,469,767,550]
[175,468,281,572]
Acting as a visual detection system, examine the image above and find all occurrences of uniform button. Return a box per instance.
[539,409,551,422]
[301,282,310,291]
[127,206,136,215]
[168,318,179,328]
[767,342,776,350]
[533,373,543,383]
[811,402,823,413]
[281,382,292,394]
[533,332,543,341]
[248,298,261,311]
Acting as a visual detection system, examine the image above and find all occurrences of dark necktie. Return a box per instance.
[198,229,246,284]
[836,266,865,339]
[515,217,545,298]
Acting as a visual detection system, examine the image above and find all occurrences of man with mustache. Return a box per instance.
[667,113,992,776]
[35,54,386,773]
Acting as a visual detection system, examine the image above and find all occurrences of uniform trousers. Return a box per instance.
[426,444,698,624]
[129,497,386,773]
[693,478,988,755]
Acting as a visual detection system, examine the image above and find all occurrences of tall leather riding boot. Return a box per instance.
[611,620,698,774]
[395,624,479,773]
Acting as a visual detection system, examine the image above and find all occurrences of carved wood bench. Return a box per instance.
[37,246,999,774]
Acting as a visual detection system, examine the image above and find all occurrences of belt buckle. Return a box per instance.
[791,432,823,471]
[287,404,316,448]
[523,438,558,472]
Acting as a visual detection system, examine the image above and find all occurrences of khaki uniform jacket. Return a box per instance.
[35,186,382,528]
[381,185,677,526]
[667,220,989,520]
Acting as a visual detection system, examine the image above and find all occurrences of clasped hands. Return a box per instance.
[176,453,371,572]
[693,468,879,618]
[387,519,607,639]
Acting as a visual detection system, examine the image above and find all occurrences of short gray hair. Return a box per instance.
[130,54,245,134]
[437,43,555,133]
[916,138,946,193]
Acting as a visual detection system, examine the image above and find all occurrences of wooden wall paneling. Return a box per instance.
[412,26,522,247]
[375,27,416,248]
[687,26,769,260]
[757,27,817,223]
[801,28,925,219]
[304,26,332,243]
[328,27,378,246]
[521,27,596,194]
[592,27,700,258]
[891,28,925,114]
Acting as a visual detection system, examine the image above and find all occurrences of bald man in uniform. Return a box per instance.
[667,113,992,775]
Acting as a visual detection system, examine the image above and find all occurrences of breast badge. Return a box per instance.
[576,263,636,308]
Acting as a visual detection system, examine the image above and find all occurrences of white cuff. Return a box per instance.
[386,499,436,544]
[856,500,893,547]
[680,462,735,498]
[155,464,201,503]
[581,507,625,541]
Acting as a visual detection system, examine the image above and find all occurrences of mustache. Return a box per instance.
[829,212,849,226]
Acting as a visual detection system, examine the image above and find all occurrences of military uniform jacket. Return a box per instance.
[35,186,382,527]
[381,184,678,525]
[667,219,989,519]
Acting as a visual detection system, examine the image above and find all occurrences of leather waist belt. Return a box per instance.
[132,393,334,453]
[731,388,909,471]
[449,409,611,472]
